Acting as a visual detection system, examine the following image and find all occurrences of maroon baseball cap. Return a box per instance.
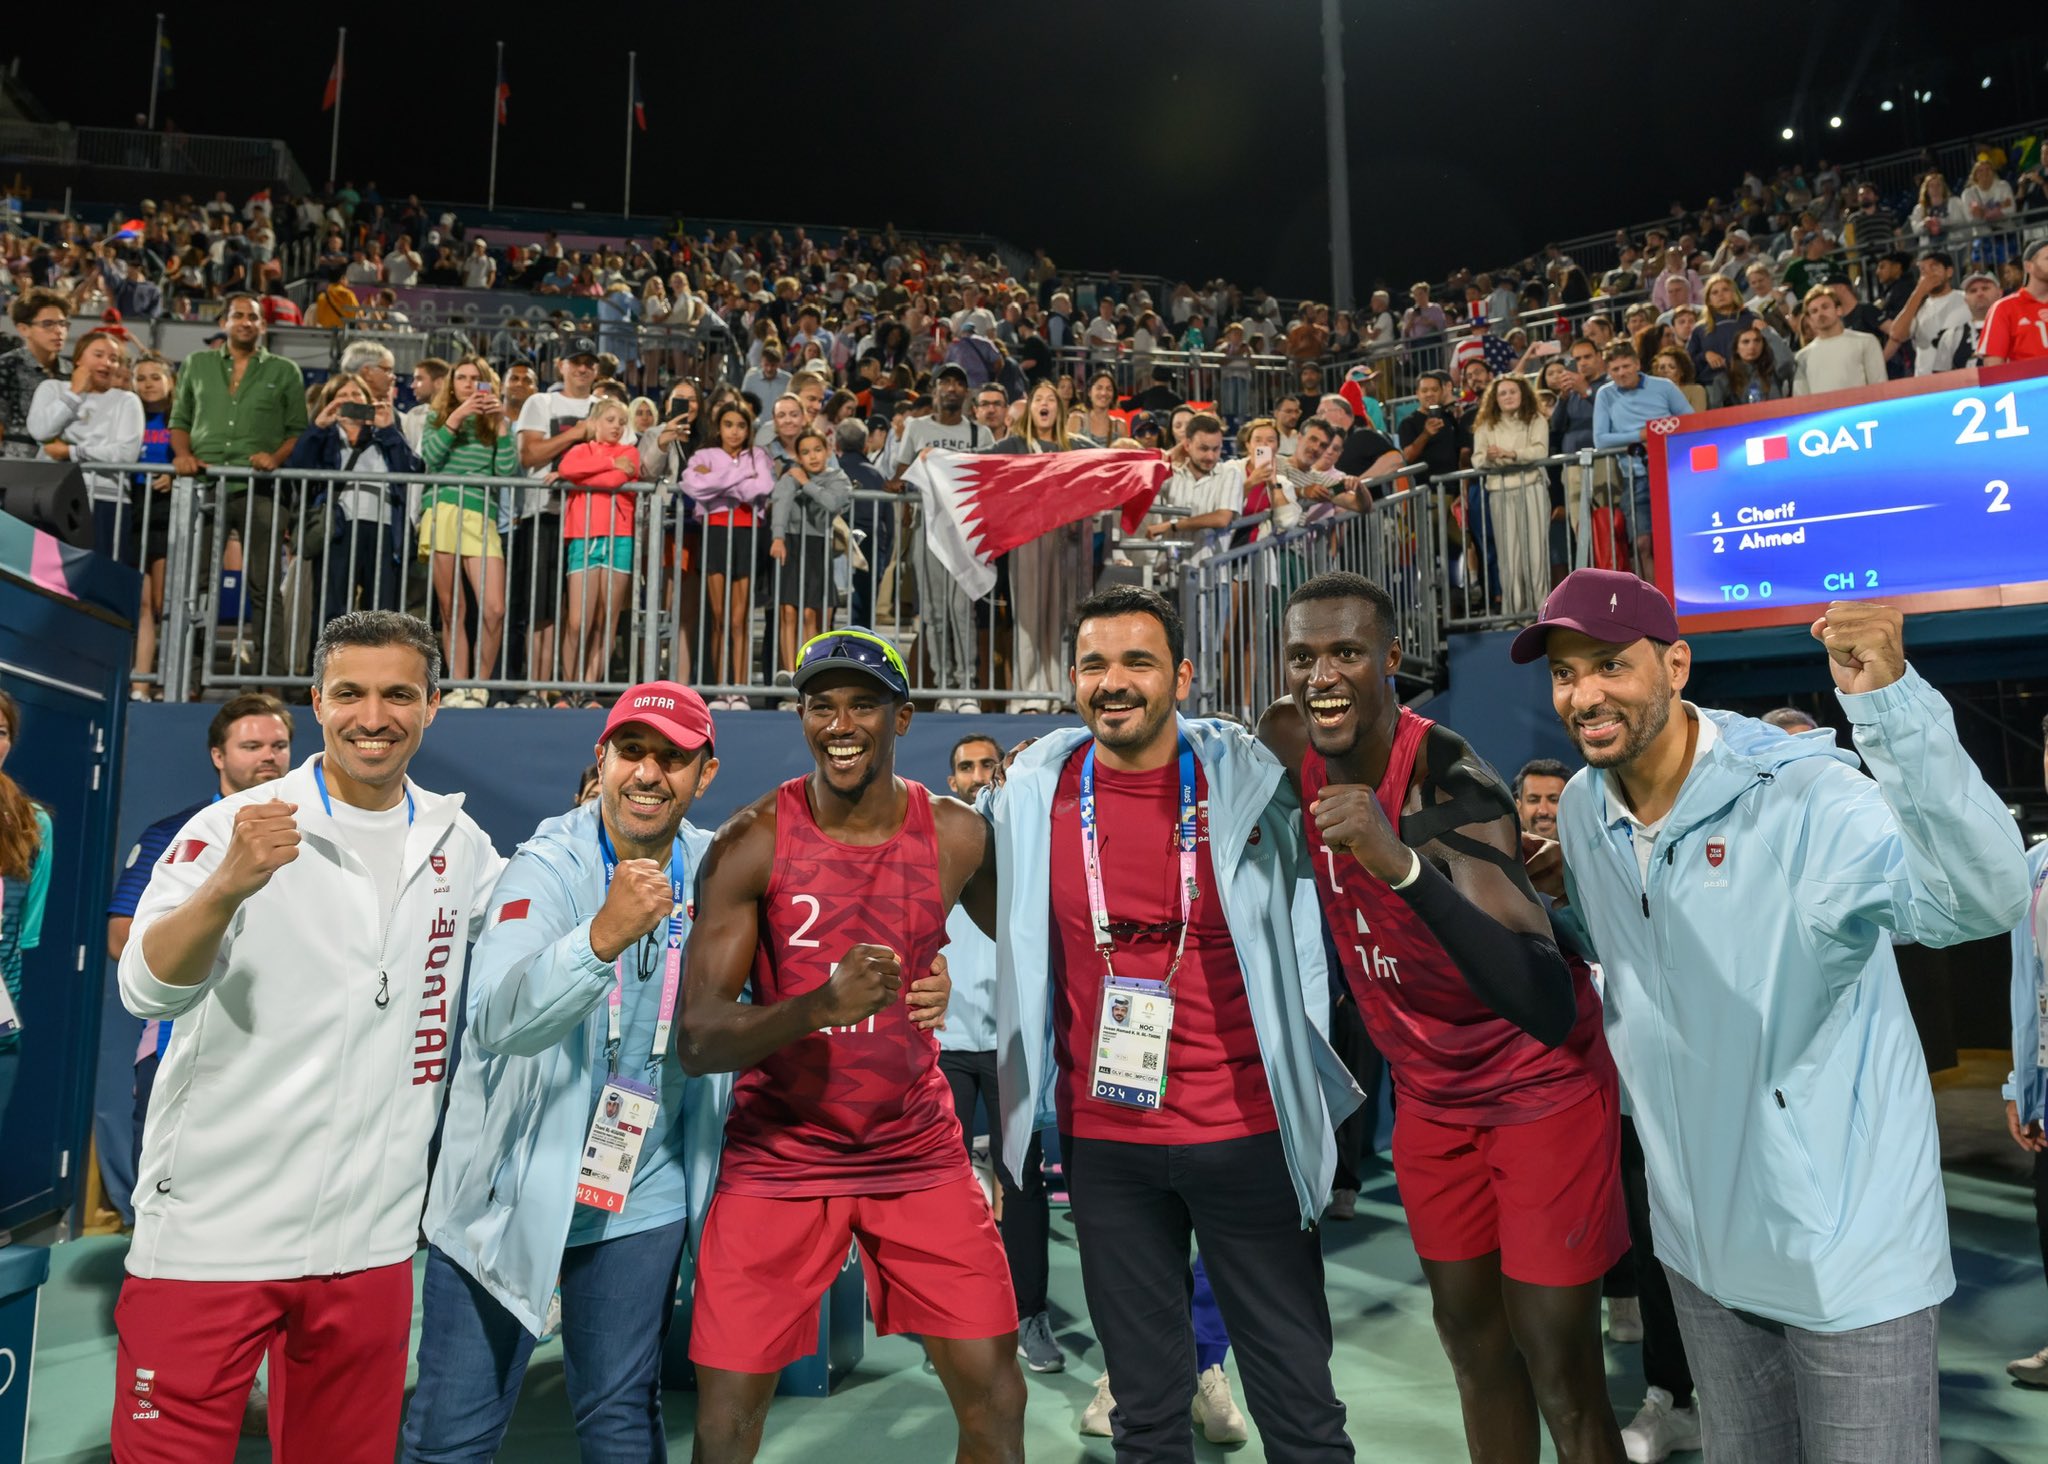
[1508,569,1682,664]
[598,682,715,752]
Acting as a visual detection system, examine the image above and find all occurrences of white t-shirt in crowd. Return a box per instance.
[463,254,495,289]
[1793,332,1887,396]
[383,250,420,287]
[1907,290,1973,376]
[511,389,595,520]
[892,413,990,475]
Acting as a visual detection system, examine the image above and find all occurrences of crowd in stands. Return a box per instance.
[1,131,2045,698]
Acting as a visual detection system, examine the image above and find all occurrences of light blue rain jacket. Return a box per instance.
[983,716,1364,1228]
[423,803,730,1334]
[1558,669,2029,1331]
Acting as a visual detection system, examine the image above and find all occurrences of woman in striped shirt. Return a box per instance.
[419,356,520,706]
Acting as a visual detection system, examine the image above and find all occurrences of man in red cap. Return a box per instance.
[404,681,951,1460]
[1518,569,2028,1462]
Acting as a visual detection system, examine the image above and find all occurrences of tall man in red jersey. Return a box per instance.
[1260,572,1629,1463]
[678,627,1025,1464]
[1980,238,2048,366]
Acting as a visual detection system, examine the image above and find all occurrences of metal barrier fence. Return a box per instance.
[1180,478,1442,720]
[88,461,1135,711]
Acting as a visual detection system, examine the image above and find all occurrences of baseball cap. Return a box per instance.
[790,627,911,700]
[2024,238,2048,265]
[565,336,600,360]
[932,362,970,385]
[1508,569,1681,664]
[599,681,716,752]
[1962,270,2000,288]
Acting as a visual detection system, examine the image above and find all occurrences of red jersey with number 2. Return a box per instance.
[1301,707,1611,1125]
[717,778,968,1197]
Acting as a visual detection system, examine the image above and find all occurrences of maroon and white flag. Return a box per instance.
[906,448,1170,600]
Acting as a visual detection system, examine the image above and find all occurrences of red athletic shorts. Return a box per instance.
[111,1260,413,1463]
[688,1175,1017,1373]
[1392,1078,1628,1287]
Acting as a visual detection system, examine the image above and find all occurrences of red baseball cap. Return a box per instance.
[598,682,715,752]
[1508,569,1682,664]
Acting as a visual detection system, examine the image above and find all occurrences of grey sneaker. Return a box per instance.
[1016,1311,1064,1373]
[1326,1187,1357,1221]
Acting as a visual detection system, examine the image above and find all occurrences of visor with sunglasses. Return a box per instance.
[791,628,911,699]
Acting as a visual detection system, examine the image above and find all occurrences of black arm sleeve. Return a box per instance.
[1394,854,1578,1047]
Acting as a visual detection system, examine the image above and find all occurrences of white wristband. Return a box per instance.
[1389,847,1423,891]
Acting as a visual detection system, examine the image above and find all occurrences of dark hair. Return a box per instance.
[312,610,442,695]
[1417,369,1452,389]
[1513,758,1572,796]
[1184,411,1224,439]
[1284,571,1399,644]
[948,733,1002,768]
[1068,585,1185,667]
[0,690,44,881]
[208,693,294,752]
[8,287,69,327]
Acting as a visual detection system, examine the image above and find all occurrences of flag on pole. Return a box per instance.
[904,449,1170,601]
[155,32,175,91]
[633,80,647,132]
[496,60,511,124]
[322,50,343,110]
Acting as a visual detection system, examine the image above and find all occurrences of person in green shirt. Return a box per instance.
[418,356,521,705]
[169,293,309,683]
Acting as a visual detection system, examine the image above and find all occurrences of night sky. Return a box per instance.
[17,1,2043,296]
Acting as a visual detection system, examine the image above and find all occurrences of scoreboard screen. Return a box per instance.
[1647,361,2048,631]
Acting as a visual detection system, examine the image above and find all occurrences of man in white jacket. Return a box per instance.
[115,610,503,1464]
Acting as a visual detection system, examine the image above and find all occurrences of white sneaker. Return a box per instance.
[1620,1386,1701,1463]
[1608,1295,1644,1343]
[2009,1345,2048,1386]
[953,698,981,714]
[1192,1364,1249,1445]
[933,698,958,713]
[1078,1372,1115,1437]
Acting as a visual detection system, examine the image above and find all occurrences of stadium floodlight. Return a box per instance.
[1829,116,1842,129]
[1780,127,1795,140]
[1881,100,1895,112]
[1981,76,1992,89]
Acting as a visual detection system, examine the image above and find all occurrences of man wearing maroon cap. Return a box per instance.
[1518,569,2029,1462]
[405,681,758,1459]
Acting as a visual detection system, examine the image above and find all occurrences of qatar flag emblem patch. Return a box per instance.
[1705,837,1726,869]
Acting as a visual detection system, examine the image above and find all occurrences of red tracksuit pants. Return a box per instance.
[111,1260,412,1463]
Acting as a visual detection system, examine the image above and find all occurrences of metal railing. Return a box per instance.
[1181,475,1443,720]
[0,121,310,192]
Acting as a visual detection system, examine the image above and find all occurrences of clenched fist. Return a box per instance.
[1312,784,1412,884]
[213,801,301,902]
[1810,600,1906,696]
[590,857,674,961]
[815,943,902,1028]
[908,951,951,1033]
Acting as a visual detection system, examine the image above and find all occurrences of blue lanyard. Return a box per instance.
[595,821,690,1070]
[313,760,415,823]
[1078,733,1199,985]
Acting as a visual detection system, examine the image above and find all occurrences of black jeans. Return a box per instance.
[1622,1114,1693,1405]
[939,1047,1049,1317]
[1065,1130,1352,1464]
[320,517,401,624]
[1328,993,1383,1193]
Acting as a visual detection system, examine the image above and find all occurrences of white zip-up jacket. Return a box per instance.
[118,756,504,1281]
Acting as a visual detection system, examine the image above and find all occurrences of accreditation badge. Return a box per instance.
[1090,977,1174,1110]
[575,1075,658,1213]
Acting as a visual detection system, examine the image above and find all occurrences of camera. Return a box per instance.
[339,401,375,423]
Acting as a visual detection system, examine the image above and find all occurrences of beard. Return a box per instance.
[1087,690,1174,754]
[1574,674,1673,769]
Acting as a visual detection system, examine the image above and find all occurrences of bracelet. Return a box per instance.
[1389,847,1423,891]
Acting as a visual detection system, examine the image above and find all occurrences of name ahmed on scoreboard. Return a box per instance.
[1646,363,2048,632]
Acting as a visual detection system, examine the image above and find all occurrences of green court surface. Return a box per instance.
[24,1165,2048,1462]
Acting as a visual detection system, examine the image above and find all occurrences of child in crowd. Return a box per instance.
[556,398,642,699]
[769,428,853,682]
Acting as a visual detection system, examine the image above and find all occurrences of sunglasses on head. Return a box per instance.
[796,628,909,686]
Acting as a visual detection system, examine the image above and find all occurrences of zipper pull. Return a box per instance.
[1774,1089,1786,1109]
[1665,846,1675,865]
[375,972,391,1009]
[1640,891,1650,918]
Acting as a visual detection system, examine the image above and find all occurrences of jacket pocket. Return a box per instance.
[1768,1087,1840,1231]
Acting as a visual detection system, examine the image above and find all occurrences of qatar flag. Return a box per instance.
[905,448,1170,601]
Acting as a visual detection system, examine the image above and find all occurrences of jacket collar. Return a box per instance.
[282,753,462,873]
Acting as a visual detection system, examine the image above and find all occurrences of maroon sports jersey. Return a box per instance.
[717,777,968,1197]
[1302,708,1612,1125]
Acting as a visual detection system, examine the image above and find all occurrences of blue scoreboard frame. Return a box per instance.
[1647,358,2048,632]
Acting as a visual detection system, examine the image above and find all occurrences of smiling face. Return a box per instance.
[311,642,438,795]
[598,725,717,851]
[1516,775,1566,839]
[1545,631,1689,770]
[1071,612,1189,760]
[212,713,294,793]
[801,671,911,803]
[1283,595,1399,761]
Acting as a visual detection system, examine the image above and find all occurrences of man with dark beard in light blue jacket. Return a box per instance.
[1517,570,2029,1464]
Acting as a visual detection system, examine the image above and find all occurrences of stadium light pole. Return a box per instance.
[1322,0,1354,313]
